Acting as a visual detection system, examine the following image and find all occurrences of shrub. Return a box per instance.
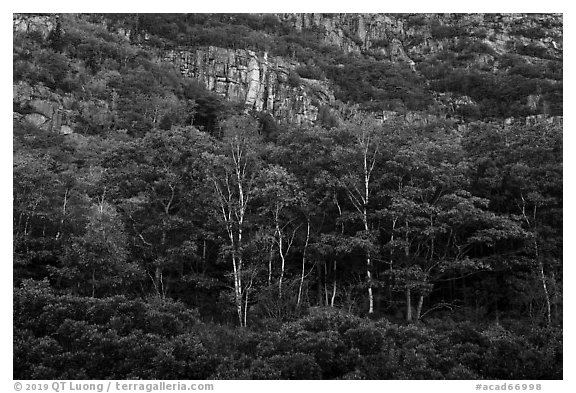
[516,43,552,59]
[317,105,340,129]
[292,307,363,334]
[344,325,385,355]
[511,26,547,40]
[14,281,206,379]
[406,14,428,28]
[431,23,468,39]
[295,64,325,80]
[267,353,322,379]
[288,70,302,87]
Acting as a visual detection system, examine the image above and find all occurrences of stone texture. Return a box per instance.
[13,14,57,38]
[163,46,335,124]
[13,13,562,130]
[13,81,74,134]
[24,113,49,128]
[60,125,74,135]
[278,13,562,68]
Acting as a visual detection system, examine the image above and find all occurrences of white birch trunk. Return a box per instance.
[415,294,424,321]
[297,220,310,308]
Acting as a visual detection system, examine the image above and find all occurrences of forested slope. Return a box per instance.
[13,13,562,379]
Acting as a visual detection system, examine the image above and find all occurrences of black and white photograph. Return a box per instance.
[11,5,565,385]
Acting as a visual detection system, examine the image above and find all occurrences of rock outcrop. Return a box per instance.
[280,13,417,66]
[280,13,562,62]
[13,14,58,38]
[13,81,74,134]
[163,46,335,125]
[13,13,562,132]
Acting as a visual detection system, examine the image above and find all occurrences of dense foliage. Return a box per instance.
[15,284,561,379]
[13,13,562,380]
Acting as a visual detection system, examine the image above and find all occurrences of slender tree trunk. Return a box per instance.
[345,129,378,315]
[536,246,552,326]
[16,213,23,238]
[227,218,244,327]
[212,154,249,328]
[231,251,244,327]
[156,228,168,298]
[404,219,412,321]
[415,295,424,321]
[364,210,374,314]
[24,207,35,253]
[202,239,207,273]
[332,196,343,308]
[277,224,285,299]
[268,241,274,286]
[243,273,254,328]
[331,260,337,307]
[297,220,310,308]
[98,187,106,214]
[367,259,374,314]
[406,287,413,322]
[236,239,244,326]
[535,245,552,326]
[519,197,552,326]
[56,188,69,240]
[324,263,329,306]
[155,266,164,298]
[244,290,248,327]
[550,270,557,322]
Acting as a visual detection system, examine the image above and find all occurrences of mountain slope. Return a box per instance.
[13,12,562,137]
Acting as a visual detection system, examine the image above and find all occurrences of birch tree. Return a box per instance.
[205,117,261,326]
[336,116,385,314]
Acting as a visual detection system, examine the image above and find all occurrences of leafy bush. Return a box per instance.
[326,57,434,112]
[431,23,468,39]
[292,307,363,334]
[14,280,209,379]
[516,43,553,60]
[15,284,563,379]
[267,353,322,379]
[295,64,325,80]
[344,324,385,355]
[288,70,302,87]
[317,105,340,129]
[511,26,547,40]
[406,14,428,28]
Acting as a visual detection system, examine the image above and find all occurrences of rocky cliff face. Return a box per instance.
[13,14,57,38]
[280,13,562,65]
[13,13,562,133]
[163,46,334,125]
[280,13,417,67]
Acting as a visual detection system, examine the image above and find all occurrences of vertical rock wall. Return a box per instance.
[163,46,335,125]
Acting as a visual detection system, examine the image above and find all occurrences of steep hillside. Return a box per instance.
[280,13,562,119]
[116,13,563,120]
[13,13,562,135]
